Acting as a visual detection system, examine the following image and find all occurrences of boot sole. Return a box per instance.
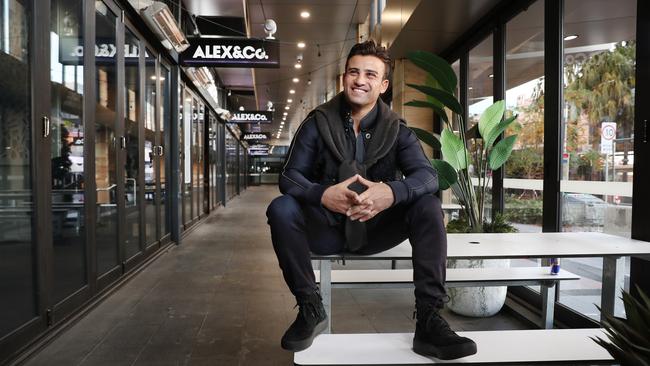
[281,317,328,352]
[413,337,477,360]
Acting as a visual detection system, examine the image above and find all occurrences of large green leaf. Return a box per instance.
[406,83,463,115]
[431,159,457,190]
[409,127,441,150]
[478,100,506,143]
[484,114,518,149]
[488,134,517,170]
[407,50,457,93]
[441,128,469,170]
[405,100,449,124]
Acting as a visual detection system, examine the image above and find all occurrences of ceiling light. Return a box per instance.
[300,11,310,18]
[307,79,312,85]
[285,106,290,110]
[239,106,244,111]
[289,89,295,94]
[468,86,473,90]
[297,42,306,48]
[294,63,302,69]
[293,77,299,83]
[488,74,494,78]
[564,34,578,41]
[287,98,293,103]
[280,121,285,125]
[283,112,288,115]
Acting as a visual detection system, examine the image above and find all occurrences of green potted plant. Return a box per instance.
[405,50,519,317]
[592,287,650,365]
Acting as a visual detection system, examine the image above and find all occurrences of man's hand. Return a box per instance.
[347,176,395,222]
[321,175,362,214]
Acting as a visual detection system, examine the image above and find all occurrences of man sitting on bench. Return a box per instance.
[266,40,477,360]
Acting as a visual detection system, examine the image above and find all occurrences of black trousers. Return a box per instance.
[266,193,448,307]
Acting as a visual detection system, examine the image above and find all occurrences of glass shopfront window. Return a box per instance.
[144,48,156,246]
[123,28,141,259]
[468,35,494,217]
[50,0,87,304]
[160,65,170,237]
[0,0,36,339]
[559,0,637,319]
[94,3,119,276]
[182,88,192,224]
[504,0,545,233]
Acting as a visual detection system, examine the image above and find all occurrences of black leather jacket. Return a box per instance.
[279,98,438,208]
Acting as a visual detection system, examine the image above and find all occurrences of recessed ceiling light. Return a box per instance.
[289,89,295,94]
[280,121,285,125]
[239,106,244,111]
[564,34,578,41]
[292,77,299,83]
[468,86,473,90]
[300,11,310,18]
[294,63,302,69]
[488,74,494,78]
[283,112,288,115]
[285,106,290,110]
[297,42,306,48]
[287,98,293,103]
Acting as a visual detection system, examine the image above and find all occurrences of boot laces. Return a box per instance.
[425,310,454,336]
[295,294,325,323]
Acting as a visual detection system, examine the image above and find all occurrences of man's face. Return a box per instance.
[343,55,389,110]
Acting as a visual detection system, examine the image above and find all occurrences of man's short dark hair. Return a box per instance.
[345,40,393,80]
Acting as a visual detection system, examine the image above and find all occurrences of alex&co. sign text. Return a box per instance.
[230,111,273,124]
[180,38,279,68]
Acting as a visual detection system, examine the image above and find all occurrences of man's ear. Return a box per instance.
[380,78,390,94]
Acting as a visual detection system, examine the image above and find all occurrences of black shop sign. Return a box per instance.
[242,132,270,141]
[230,111,273,124]
[180,38,279,68]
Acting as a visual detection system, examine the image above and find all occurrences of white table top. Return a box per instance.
[294,329,612,365]
[314,267,580,283]
[311,232,650,259]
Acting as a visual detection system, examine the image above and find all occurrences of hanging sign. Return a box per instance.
[242,132,270,141]
[180,38,279,68]
[230,111,273,124]
[248,144,269,156]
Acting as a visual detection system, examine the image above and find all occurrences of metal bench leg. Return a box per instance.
[320,259,332,334]
[601,256,624,322]
[541,283,555,329]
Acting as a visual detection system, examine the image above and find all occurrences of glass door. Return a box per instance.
[94,2,120,277]
[123,27,141,260]
[0,0,39,344]
[144,48,156,247]
[50,0,87,306]
[159,63,171,240]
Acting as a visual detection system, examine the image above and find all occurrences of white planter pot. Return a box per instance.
[446,258,511,317]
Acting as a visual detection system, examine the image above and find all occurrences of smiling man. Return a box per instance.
[266,40,477,360]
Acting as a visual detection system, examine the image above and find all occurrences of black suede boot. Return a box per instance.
[281,291,328,352]
[413,304,477,360]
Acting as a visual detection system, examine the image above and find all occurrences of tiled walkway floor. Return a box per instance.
[25,186,529,366]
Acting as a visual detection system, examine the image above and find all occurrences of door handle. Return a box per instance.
[43,116,51,138]
[120,136,126,149]
[158,145,164,157]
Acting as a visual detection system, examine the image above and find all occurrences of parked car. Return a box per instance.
[562,193,608,227]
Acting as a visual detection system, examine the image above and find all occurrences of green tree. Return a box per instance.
[564,41,636,153]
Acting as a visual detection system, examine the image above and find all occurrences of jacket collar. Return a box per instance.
[340,98,379,131]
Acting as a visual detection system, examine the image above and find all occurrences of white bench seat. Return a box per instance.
[314,267,580,288]
[294,329,612,365]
